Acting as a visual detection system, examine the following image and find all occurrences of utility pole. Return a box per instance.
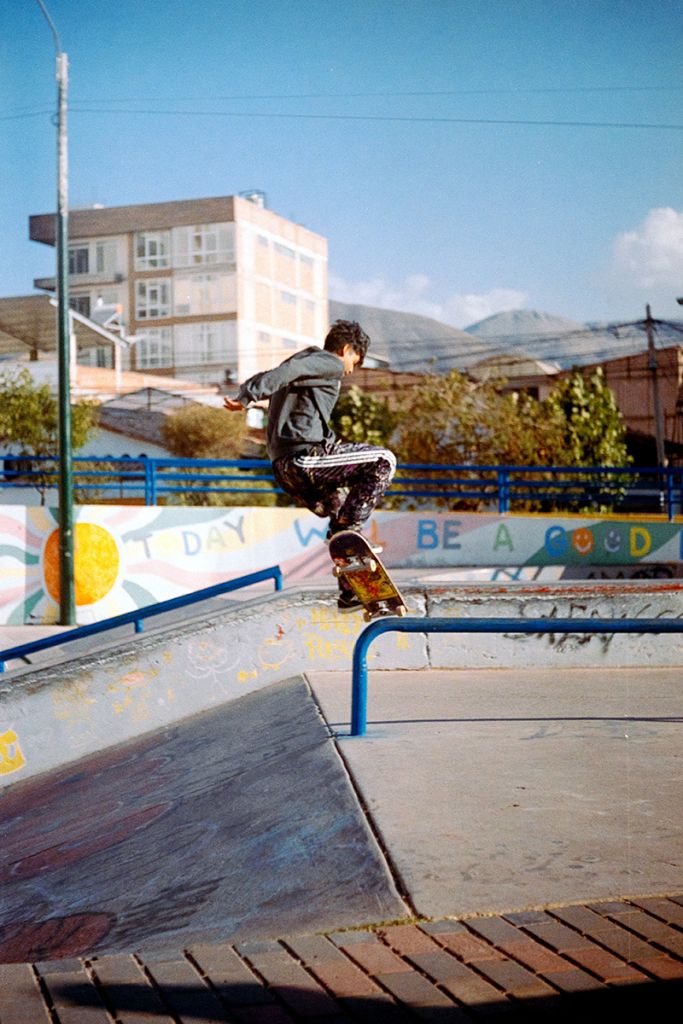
[645,304,667,469]
[36,0,75,625]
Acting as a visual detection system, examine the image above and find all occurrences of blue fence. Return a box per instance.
[2,455,682,518]
[350,616,683,737]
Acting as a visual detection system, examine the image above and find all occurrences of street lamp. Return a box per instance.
[35,0,75,625]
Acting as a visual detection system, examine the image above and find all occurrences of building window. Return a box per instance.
[136,279,171,319]
[69,294,91,317]
[173,273,236,316]
[280,290,297,304]
[136,327,173,369]
[173,223,235,267]
[69,241,119,277]
[174,321,236,366]
[95,241,118,275]
[69,247,89,275]
[135,231,170,270]
[274,242,296,260]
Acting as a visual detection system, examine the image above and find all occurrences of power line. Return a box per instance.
[4,83,682,112]
[0,109,54,122]
[48,107,683,131]
[3,106,682,131]
[64,85,683,99]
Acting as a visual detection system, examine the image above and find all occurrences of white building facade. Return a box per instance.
[30,194,329,386]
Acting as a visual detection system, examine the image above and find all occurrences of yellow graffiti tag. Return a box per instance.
[308,605,362,634]
[52,679,97,722]
[0,728,26,775]
[304,635,356,660]
[238,668,258,683]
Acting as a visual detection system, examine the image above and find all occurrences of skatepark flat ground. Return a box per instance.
[307,665,683,918]
[1,626,682,1018]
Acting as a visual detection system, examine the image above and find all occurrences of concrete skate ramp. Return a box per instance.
[0,677,405,963]
[4,580,682,790]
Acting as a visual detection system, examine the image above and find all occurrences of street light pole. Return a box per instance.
[36,0,75,625]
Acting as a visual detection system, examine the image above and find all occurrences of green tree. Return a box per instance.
[543,367,630,467]
[330,385,400,447]
[391,370,566,508]
[161,402,247,458]
[161,402,275,506]
[391,367,630,511]
[0,368,99,503]
[541,367,631,512]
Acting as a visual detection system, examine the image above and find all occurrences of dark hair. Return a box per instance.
[323,319,370,366]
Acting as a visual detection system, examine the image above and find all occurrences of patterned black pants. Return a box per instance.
[273,440,396,533]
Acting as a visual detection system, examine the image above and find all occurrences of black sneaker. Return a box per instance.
[337,590,363,613]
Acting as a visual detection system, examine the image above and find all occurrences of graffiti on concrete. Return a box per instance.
[504,601,683,652]
[0,728,25,775]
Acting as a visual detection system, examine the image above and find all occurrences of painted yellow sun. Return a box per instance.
[44,523,120,606]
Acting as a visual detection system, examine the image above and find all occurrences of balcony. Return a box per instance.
[34,271,126,291]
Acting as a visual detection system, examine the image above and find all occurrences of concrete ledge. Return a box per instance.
[1,580,682,788]
[426,579,683,668]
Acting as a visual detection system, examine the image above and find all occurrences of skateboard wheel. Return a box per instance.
[397,606,408,617]
[367,558,377,572]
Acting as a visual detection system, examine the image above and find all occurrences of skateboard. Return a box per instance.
[328,530,408,622]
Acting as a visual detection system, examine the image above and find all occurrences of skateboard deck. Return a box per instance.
[329,530,407,622]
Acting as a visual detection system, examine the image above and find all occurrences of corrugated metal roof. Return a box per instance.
[0,294,119,355]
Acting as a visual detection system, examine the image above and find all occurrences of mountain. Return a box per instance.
[329,301,683,372]
[465,309,584,342]
[328,300,495,372]
[465,309,683,369]
[465,310,592,369]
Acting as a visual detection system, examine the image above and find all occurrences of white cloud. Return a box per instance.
[613,207,683,289]
[328,273,528,329]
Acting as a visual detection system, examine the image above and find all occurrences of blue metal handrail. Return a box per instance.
[0,565,283,673]
[351,616,683,737]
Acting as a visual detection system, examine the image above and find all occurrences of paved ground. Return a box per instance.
[1,897,682,1021]
[308,666,683,917]
[1,628,682,1020]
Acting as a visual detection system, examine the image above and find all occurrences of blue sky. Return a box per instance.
[1,0,682,335]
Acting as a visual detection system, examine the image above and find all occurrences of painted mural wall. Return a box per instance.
[1,503,682,625]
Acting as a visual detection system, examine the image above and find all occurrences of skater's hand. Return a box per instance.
[223,397,244,412]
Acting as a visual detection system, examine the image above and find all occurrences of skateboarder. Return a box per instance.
[223,320,396,611]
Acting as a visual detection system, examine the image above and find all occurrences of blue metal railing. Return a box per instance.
[350,616,683,737]
[2,456,681,518]
[0,565,282,672]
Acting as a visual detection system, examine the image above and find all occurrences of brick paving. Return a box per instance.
[1,894,682,1022]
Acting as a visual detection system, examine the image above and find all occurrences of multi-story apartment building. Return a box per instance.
[29,193,328,386]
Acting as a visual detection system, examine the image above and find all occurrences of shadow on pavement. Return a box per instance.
[47,976,683,1022]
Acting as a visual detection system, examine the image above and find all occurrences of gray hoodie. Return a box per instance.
[237,346,344,461]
